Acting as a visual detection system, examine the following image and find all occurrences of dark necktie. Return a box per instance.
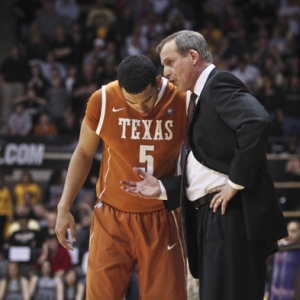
[180,92,198,214]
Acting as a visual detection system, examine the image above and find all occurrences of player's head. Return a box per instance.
[118,55,162,117]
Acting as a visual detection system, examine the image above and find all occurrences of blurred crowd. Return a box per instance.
[0,0,300,299]
[0,0,299,153]
[0,169,91,299]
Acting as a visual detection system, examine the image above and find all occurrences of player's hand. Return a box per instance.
[55,206,76,251]
[120,167,162,199]
[208,183,238,215]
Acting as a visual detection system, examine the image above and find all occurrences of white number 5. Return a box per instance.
[139,145,154,175]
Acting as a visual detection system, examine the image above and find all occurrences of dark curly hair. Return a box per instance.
[118,55,156,94]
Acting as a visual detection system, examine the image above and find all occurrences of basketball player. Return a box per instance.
[55,55,188,299]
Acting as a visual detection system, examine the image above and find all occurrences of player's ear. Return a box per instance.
[156,75,162,90]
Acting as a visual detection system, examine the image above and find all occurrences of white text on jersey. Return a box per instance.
[118,118,174,140]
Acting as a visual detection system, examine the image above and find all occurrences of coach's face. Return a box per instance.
[160,39,198,92]
[122,76,162,117]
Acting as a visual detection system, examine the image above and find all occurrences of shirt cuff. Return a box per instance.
[228,179,244,190]
[158,180,167,200]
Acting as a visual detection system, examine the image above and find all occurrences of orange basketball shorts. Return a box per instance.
[86,201,187,300]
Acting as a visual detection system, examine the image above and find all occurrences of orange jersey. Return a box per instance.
[85,78,187,212]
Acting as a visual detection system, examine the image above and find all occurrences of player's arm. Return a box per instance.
[55,119,100,250]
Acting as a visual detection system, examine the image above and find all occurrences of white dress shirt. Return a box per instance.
[159,64,244,201]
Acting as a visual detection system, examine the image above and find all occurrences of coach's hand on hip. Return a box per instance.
[209,183,238,215]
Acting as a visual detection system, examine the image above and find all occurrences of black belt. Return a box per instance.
[192,192,218,209]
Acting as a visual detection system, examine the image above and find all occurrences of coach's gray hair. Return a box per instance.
[156,30,213,63]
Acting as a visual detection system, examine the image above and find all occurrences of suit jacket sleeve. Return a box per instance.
[205,71,272,188]
[161,175,182,211]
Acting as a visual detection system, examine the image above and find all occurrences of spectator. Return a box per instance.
[25,30,49,62]
[26,64,49,98]
[63,267,85,300]
[256,72,284,137]
[107,4,133,54]
[284,156,300,210]
[278,0,300,37]
[35,0,68,42]
[0,262,30,300]
[75,0,95,25]
[247,0,277,37]
[165,12,192,36]
[200,19,223,55]
[269,23,290,57]
[13,87,48,126]
[74,192,94,224]
[83,38,107,69]
[216,0,246,40]
[7,103,32,136]
[74,213,91,264]
[32,203,49,228]
[98,58,117,85]
[13,170,42,208]
[0,44,28,87]
[7,206,40,239]
[29,259,63,300]
[64,65,78,97]
[6,209,39,263]
[36,210,58,248]
[32,111,59,136]
[121,24,149,58]
[68,21,84,64]
[260,53,285,88]
[279,75,300,151]
[77,158,99,202]
[104,40,120,65]
[35,234,72,278]
[269,220,300,300]
[45,170,66,210]
[13,0,43,40]
[214,35,238,69]
[39,51,67,84]
[54,0,80,27]
[71,62,99,122]
[85,0,116,30]
[0,174,13,253]
[230,55,260,93]
[44,76,70,126]
[21,191,39,218]
[57,109,81,136]
[0,45,28,125]
[162,0,195,26]
[285,55,300,78]
[0,251,9,280]
[252,35,271,70]
[50,25,75,68]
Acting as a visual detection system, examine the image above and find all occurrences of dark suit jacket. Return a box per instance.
[162,68,288,278]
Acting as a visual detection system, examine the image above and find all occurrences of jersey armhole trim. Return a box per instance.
[96,85,106,135]
[186,90,191,115]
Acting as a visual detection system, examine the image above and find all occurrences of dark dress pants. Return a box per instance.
[197,195,267,300]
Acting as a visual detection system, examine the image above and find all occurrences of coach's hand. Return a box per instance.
[208,183,238,215]
[120,167,162,199]
[55,205,76,251]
